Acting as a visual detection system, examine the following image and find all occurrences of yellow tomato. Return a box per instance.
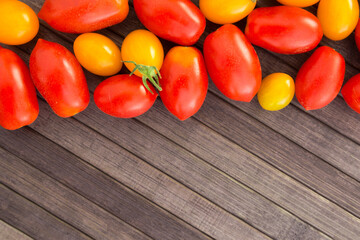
[257,73,295,111]
[121,29,164,77]
[276,0,319,7]
[0,0,39,45]
[74,33,122,76]
[199,0,256,25]
[317,0,359,41]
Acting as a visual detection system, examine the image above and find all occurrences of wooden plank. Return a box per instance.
[0,147,152,240]
[0,184,90,240]
[28,100,329,240]
[8,12,359,239]
[0,115,267,240]
[0,220,32,240]
[0,127,212,240]
[138,100,360,240]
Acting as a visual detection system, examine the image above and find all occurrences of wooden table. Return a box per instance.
[1,0,360,239]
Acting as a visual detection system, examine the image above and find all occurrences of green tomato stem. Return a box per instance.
[123,61,162,94]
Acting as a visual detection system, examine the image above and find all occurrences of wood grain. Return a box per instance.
[0,183,90,240]
[0,220,32,240]
[0,146,151,240]
[0,0,359,239]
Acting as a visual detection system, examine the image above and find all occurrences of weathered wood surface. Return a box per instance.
[1,0,360,239]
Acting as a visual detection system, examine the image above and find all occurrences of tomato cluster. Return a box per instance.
[1,0,360,130]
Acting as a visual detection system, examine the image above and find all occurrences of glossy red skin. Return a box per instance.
[245,6,323,54]
[160,46,208,121]
[30,39,90,117]
[203,24,262,102]
[0,47,39,130]
[94,75,157,118]
[38,0,129,33]
[341,74,360,114]
[355,20,360,52]
[133,0,206,46]
[296,46,345,110]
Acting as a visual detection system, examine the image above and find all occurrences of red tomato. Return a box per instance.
[159,46,208,121]
[203,24,262,102]
[133,0,206,46]
[94,75,157,118]
[38,0,129,33]
[245,6,323,54]
[355,20,360,52]
[0,47,39,130]
[30,39,90,117]
[296,46,345,110]
[341,74,360,114]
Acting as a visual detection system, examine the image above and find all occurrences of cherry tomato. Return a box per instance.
[199,0,256,24]
[38,0,129,33]
[30,39,90,118]
[159,46,208,121]
[0,47,39,130]
[355,20,360,52]
[317,0,359,41]
[296,46,345,110]
[276,0,319,7]
[257,73,295,111]
[74,33,122,76]
[0,0,39,45]
[203,24,262,102]
[342,74,360,114]
[134,0,205,46]
[121,30,164,77]
[94,75,157,118]
[245,6,323,54]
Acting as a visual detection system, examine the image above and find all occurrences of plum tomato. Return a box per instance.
[341,74,360,114]
[295,46,345,110]
[257,73,295,111]
[317,0,359,41]
[134,0,205,46]
[245,6,323,54]
[277,0,319,7]
[38,0,129,33]
[199,0,256,25]
[203,24,262,102]
[121,30,164,78]
[0,0,39,45]
[159,46,208,121]
[0,46,39,130]
[74,33,122,76]
[30,39,90,118]
[94,75,157,118]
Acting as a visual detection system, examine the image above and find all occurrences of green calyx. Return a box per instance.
[123,61,162,94]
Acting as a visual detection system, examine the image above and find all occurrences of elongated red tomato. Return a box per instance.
[203,24,262,102]
[245,6,323,54]
[30,39,90,117]
[341,74,360,114]
[0,47,39,130]
[94,75,157,118]
[38,0,129,33]
[133,0,206,46]
[296,46,345,110]
[355,20,360,52]
[160,46,208,121]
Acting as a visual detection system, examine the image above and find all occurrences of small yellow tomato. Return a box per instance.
[0,0,39,45]
[257,73,295,111]
[199,0,256,25]
[317,0,359,41]
[121,29,164,77]
[74,33,122,76]
[276,0,319,7]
